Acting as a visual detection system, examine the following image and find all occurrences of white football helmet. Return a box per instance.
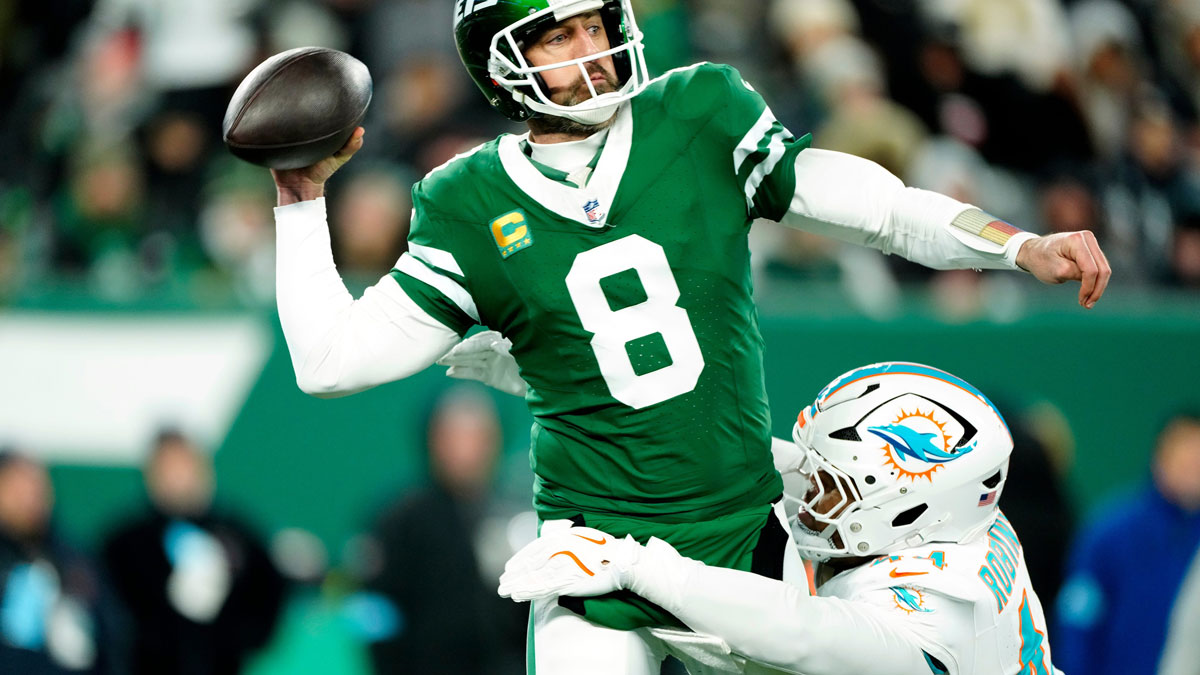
[783,362,1013,562]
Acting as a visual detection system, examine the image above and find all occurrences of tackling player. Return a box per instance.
[499,363,1059,675]
[268,0,1106,670]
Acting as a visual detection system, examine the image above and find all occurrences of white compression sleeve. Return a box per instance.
[274,198,460,397]
[781,149,1037,271]
[627,540,939,675]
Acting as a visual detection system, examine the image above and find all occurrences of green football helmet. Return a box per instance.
[453,0,650,124]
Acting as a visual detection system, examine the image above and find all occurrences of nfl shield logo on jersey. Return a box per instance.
[582,198,605,226]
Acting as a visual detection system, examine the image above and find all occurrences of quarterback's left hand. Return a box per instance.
[498,526,641,602]
[437,330,527,397]
[1015,231,1111,309]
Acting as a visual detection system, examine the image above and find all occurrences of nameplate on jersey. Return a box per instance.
[491,210,534,259]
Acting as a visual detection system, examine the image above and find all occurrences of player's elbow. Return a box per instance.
[294,367,359,399]
[295,377,343,399]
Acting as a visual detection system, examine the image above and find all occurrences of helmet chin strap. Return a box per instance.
[518,92,622,126]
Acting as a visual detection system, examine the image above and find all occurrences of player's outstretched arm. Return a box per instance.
[779,148,1111,308]
[500,527,944,675]
[272,130,460,397]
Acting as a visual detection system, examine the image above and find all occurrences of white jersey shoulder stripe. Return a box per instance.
[395,253,480,323]
[408,242,465,277]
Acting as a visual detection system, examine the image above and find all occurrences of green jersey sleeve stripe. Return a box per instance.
[409,242,465,277]
[733,108,777,172]
[394,253,480,323]
[747,132,812,221]
[741,123,790,210]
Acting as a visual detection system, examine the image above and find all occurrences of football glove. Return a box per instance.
[437,330,527,397]
[498,525,641,602]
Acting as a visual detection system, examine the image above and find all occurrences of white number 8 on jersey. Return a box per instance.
[566,235,705,409]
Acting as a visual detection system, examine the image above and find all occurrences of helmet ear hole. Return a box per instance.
[828,427,861,442]
[982,470,1003,489]
[891,504,928,527]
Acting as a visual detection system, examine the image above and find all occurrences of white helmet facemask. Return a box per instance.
[487,0,651,125]
[784,450,864,562]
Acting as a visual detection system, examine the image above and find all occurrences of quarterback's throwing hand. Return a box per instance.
[499,526,639,602]
[1015,230,1111,309]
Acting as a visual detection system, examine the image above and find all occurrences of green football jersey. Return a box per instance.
[392,63,811,522]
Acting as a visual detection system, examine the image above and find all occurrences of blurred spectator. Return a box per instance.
[0,450,126,674]
[1158,541,1200,675]
[50,140,149,295]
[1040,174,1102,236]
[1054,412,1200,675]
[906,20,1092,173]
[1168,215,1200,288]
[808,36,928,177]
[363,385,526,675]
[0,0,93,186]
[371,56,496,175]
[329,165,412,286]
[261,0,350,55]
[994,402,1076,619]
[1069,0,1146,163]
[1150,1,1200,125]
[328,0,506,174]
[139,108,213,245]
[687,0,771,79]
[1104,92,1200,283]
[920,0,1072,93]
[197,159,279,304]
[101,429,286,675]
[85,0,265,132]
[771,0,860,65]
[767,0,861,132]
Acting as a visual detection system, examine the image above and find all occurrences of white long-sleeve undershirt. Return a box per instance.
[782,148,1035,271]
[274,198,459,397]
[273,149,1035,397]
[627,539,945,675]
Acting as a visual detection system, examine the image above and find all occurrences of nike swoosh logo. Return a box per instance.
[572,534,607,545]
[889,569,928,578]
[550,551,595,576]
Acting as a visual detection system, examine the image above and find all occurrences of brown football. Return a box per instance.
[222,47,372,170]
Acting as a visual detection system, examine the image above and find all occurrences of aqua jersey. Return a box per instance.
[392,63,811,522]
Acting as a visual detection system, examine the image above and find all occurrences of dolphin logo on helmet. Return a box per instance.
[868,424,975,464]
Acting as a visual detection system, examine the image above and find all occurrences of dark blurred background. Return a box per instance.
[1,0,1199,673]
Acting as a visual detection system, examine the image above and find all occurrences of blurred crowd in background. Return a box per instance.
[4,0,1200,311]
[3,0,1200,673]
[1,384,535,674]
